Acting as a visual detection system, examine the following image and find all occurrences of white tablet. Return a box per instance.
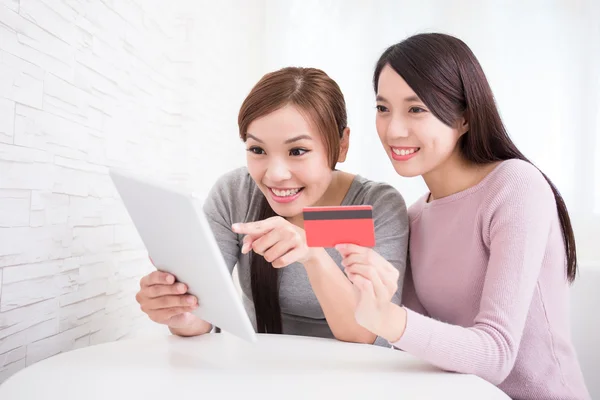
[109,168,257,343]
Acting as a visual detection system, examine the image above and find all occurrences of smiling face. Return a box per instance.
[375,64,468,178]
[245,104,347,218]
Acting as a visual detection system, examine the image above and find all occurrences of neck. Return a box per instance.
[422,148,491,201]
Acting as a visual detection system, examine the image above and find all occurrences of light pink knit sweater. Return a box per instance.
[392,159,590,400]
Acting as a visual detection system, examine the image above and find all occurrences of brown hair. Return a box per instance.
[238,67,348,333]
[374,33,577,282]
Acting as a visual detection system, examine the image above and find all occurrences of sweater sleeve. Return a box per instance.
[202,168,249,273]
[391,166,556,384]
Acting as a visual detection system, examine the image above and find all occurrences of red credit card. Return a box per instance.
[303,205,375,248]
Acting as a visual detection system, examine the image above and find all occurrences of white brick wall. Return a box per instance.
[0,0,264,383]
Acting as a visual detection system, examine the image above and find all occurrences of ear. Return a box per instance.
[337,127,350,163]
[459,113,469,136]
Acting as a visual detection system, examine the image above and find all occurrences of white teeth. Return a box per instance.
[272,188,300,197]
[392,148,418,156]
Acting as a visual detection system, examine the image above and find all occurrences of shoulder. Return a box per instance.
[481,159,558,238]
[203,167,262,222]
[484,159,554,207]
[350,175,406,208]
[489,159,549,188]
[210,166,255,194]
[348,175,408,225]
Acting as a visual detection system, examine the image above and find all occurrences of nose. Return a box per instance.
[265,158,292,183]
[387,115,410,139]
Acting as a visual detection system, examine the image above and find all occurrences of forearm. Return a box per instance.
[303,248,377,344]
[387,306,518,384]
[168,316,213,337]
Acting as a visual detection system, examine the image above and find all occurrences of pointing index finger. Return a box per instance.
[232,216,281,236]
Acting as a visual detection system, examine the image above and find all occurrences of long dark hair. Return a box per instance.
[373,33,577,282]
[238,67,348,333]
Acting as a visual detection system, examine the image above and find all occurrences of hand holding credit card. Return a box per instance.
[303,205,375,248]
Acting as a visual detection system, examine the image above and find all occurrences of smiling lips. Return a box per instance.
[268,187,304,203]
[391,146,420,161]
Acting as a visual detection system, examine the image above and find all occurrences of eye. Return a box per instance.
[409,106,427,113]
[247,146,265,155]
[376,105,389,112]
[289,148,308,156]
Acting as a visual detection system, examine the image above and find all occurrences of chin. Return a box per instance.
[270,205,298,218]
[391,164,423,178]
[262,197,302,218]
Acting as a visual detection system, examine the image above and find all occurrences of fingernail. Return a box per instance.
[166,275,174,284]
[232,223,239,231]
[177,283,186,293]
[187,296,196,304]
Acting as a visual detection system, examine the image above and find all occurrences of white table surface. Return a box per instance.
[0,333,510,399]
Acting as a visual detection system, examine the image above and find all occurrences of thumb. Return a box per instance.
[241,235,255,254]
[168,312,195,329]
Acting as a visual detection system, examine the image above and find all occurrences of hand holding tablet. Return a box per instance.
[109,169,257,343]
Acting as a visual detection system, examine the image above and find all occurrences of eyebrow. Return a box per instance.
[245,134,263,143]
[245,134,312,144]
[284,135,312,144]
[376,95,421,103]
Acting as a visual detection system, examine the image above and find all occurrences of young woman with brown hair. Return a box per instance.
[135,67,409,346]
